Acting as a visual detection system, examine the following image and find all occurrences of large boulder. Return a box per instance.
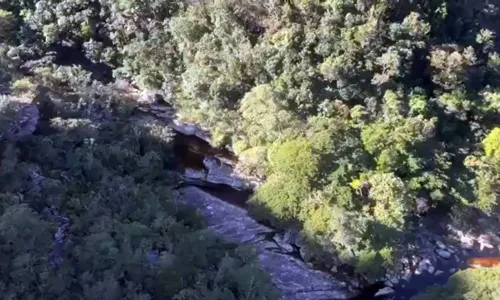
[182,157,257,190]
[169,119,212,144]
[179,187,358,300]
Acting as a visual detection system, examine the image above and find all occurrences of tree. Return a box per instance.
[239,84,300,146]
[412,267,500,300]
[483,128,500,159]
[368,172,412,230]
[6,0,500,291]
[267,138,318,181]
[235,146,268,179]
[0,9,15,41]
[0,87,277,300]
[252,173,310,222]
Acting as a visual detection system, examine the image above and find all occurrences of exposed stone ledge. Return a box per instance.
[178,186,358,300]
[133,99,262,191]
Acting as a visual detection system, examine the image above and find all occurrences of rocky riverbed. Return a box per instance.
[178,186,359,300]
[131,89,500,299]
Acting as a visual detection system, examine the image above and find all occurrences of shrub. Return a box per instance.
[252,173,310,222]
[412,267,500,300]
[267,138,319,181]
[236,146,268,179]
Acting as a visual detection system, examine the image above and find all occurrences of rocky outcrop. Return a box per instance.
[133,97,261,191]
[178,186,358,300]
[374,287,395,297]
[448,225,500,251]
[182,158,258,191]
[169,119,212,144]
[415,197,430,215]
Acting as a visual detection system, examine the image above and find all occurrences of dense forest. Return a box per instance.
[0,87,278,298]
[1,0,500,298]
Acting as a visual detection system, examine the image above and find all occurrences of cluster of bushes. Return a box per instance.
[1,0,500,293]
[413,267,500,300]
[0,80,277,299]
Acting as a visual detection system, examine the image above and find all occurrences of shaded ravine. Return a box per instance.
[7,43,499,299]
[170,128,500,300]
[178,186,359,300]
[171,132,384,298]
[171,132,361,299]
[128,93,500,299]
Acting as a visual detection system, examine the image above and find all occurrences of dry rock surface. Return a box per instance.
[179,186,358,300]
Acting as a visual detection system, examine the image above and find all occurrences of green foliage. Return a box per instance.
[11,78,35,95]
[462,129,500,213]
[368,172,412,230]
[252,173,310,222]
[267,138,318,181]
[239,84,300,146]
[236,146,268,179]
[483,128,500,159]
[5,0,500,287]
[355,249,385,280]
[412,267,500,300]
[0,92,277,300]
[0,9,15,40]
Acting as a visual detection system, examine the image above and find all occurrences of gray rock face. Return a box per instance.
[435,249,451,259]
[184,168,206,181]
[374,287,395,297]
[273,233,294,254]
[203,157,252,190]
[183,156,258,190]
[134,100,262,191]
[179,186,358,300]
[169,119,212,144]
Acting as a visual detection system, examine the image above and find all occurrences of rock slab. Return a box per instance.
[179,186,357,300]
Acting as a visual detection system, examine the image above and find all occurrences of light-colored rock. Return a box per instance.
[283,230,295,244]
[374,287,395,297]
[478,234,494,251]
[179,187,358,300]
[402,269,412,281]
[203,156,256,190]
[461,240,474,250]
[273,234,294,253]
[415,197,430,214]
[261,241,281,251]
[435,270,444,276]
[435,240,447,250]
[449,268,456,273]
[427,265,435,274]
[300,246,313,261]
[184,168,206,181]
[168,119,212,144]
[389,276,400,285]
[349,279,362,289]
[412,255,421,267]
[330,266,338,273]
[415,258,434,275]
[137,90,162,104]
[454,228,475,249]
[401,257,410,267]
[435,249,451,259]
